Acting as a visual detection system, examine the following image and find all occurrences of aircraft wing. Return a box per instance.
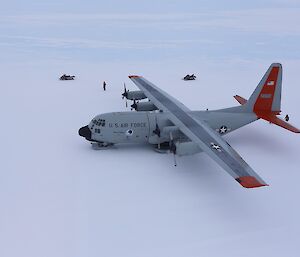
[129,75,268,188]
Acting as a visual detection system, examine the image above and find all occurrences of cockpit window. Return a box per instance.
[92,119,106,127]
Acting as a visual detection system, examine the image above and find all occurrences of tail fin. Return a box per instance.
[234,63,300,133]
[246,63,282,114]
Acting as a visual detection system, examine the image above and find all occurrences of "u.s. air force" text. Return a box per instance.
[108,122,146,128]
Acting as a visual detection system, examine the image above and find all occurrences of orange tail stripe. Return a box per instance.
[253,66,279,112]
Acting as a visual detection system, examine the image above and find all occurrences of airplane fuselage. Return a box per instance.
[79,109,257,155]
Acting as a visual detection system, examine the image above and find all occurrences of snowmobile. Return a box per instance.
[59,74,75,80]
[183,74,196,80]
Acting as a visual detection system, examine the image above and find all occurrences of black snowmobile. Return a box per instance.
[60,74,75,80]
[183,74,196,81]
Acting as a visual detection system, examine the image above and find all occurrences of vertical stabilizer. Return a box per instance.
[246,63,282,114]
[240,63,299,133]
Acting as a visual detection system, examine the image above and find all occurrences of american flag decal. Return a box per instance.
[267,81,274,86]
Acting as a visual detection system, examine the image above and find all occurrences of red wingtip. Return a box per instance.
[236,176,268,188]
[128,75,141,78]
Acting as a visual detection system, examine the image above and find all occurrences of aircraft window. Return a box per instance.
[95,128,101,133]
[98,119,106,126]
[92,119,106,126]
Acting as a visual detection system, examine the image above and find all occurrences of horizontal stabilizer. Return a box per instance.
[248,63,282,113]
[234,95,247,105]
[258,113,300,133]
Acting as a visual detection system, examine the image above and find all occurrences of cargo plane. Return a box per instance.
[79,63,299,188]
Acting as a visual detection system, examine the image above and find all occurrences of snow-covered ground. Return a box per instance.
[1,1,300,257]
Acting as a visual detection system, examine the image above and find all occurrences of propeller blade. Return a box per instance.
[131,99,136,111]
[169,132,176,154]
[131,99,137,110]
[169,131,177,166]
[152,115,161,137]
[173,153,177,167]
[122,83,127,99]
[122,83,129,108]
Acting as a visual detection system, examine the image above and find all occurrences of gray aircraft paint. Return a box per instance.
[88,109,257,149]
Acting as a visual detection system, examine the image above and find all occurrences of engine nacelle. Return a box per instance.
[131,102,158,111]
[126,90,147,100]
[175,141,202,156]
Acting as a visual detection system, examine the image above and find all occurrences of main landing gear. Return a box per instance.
[153,142,171,153]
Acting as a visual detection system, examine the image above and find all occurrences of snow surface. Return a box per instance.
[1,1,300,257]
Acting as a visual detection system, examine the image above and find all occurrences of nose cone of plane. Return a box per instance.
[78,125,92,140]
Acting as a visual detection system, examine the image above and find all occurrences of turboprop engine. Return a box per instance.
[122,85,147,100]
[125,90,146,100]
[160,126,201,156]
[131,101,158,111]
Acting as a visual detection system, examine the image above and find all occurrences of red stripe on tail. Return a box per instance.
[253,66,279,113]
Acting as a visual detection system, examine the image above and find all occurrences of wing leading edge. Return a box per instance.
[129,75,268,188]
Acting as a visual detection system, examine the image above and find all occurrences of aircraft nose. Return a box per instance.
[78,125,92,140]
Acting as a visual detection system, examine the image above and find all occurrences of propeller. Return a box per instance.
[152,115,161,137]
[122,83,127,99]
[122,83,128,107]
[131,99,137,111]
[169,131,177,166]
[169,132,176,154]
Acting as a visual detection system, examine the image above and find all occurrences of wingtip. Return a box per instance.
[236,176,268,188]
[293,127,300,133]
[128,75,141,79]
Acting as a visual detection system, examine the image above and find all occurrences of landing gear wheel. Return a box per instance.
[91,142,114,150]
[153,142,170,154]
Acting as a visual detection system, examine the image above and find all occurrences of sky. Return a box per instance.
[1,0,300,64]
[1,1,300,257]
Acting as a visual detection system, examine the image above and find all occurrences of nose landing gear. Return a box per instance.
[91,142,114,150]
